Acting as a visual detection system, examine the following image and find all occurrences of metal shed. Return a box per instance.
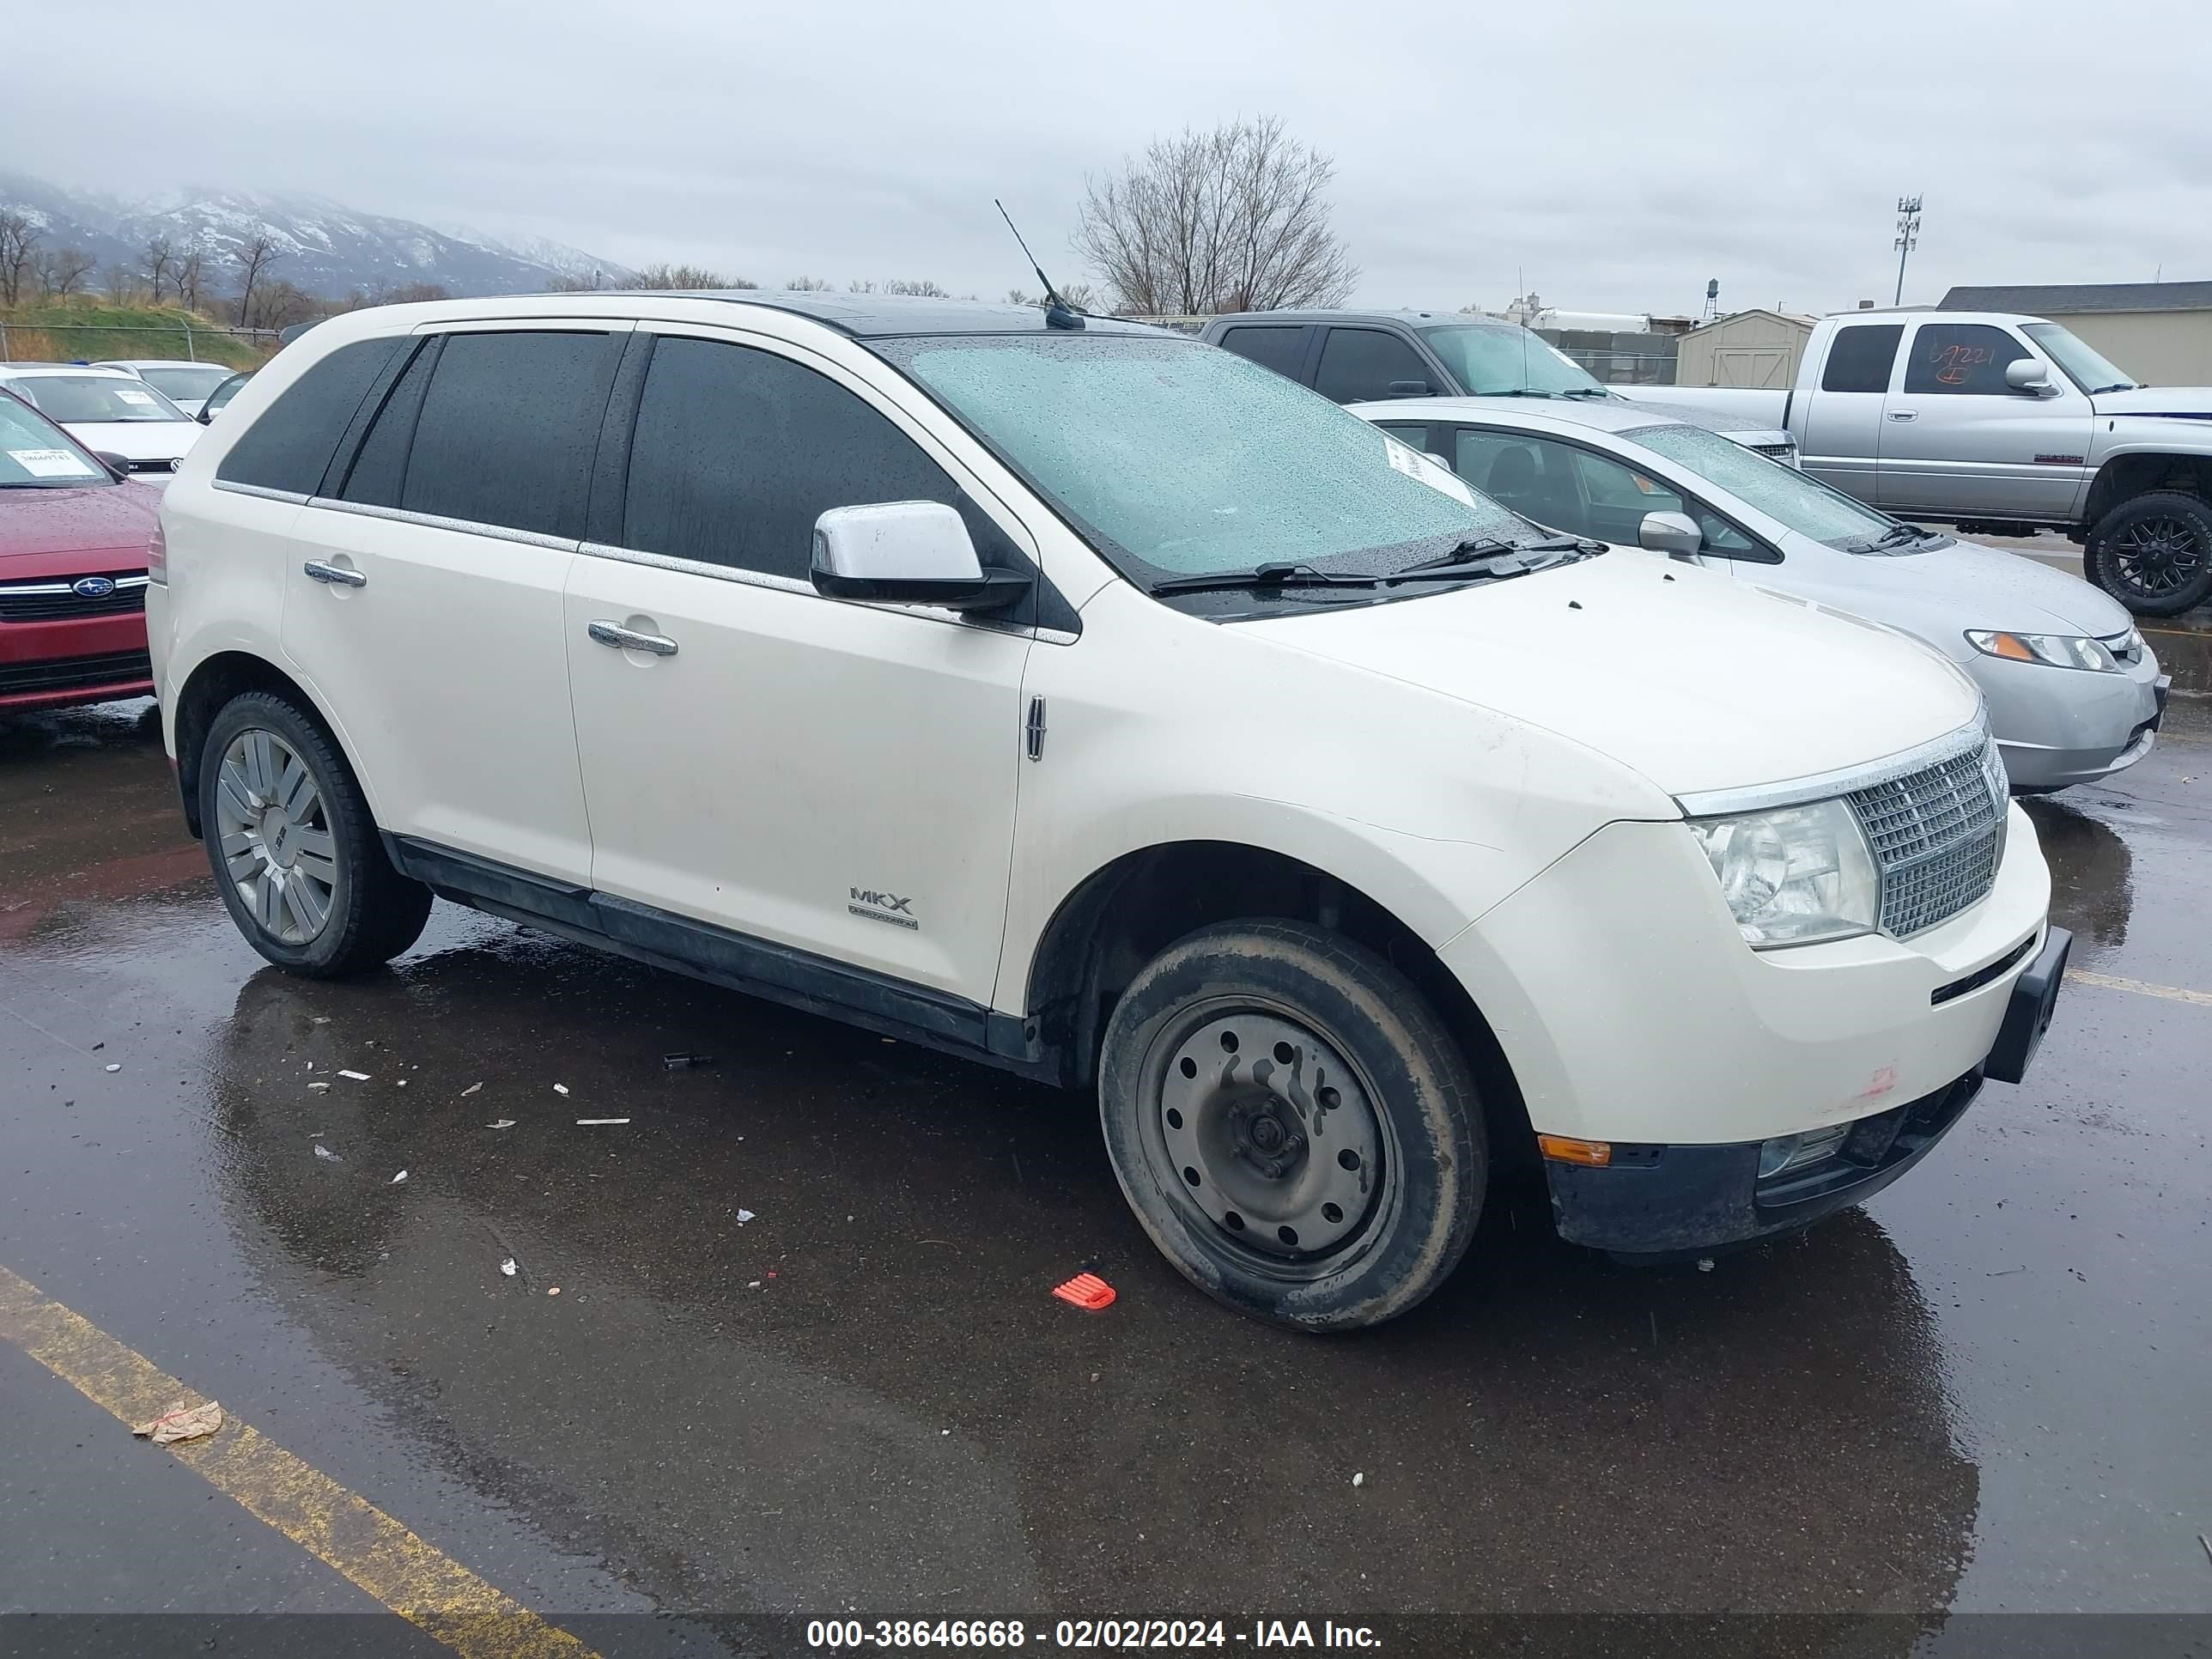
[1673,308,1816,389]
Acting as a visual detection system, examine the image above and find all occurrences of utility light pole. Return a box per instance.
[1893,196,1923,306]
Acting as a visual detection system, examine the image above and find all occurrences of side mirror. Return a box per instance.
[92,452,132,481]
[1638,510,1705,557]
[1386,380,1432,397]
[2005,359,2057,397]
[811,501,1030,612]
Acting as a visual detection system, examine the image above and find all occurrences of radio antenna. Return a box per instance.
[995,199,1085,331]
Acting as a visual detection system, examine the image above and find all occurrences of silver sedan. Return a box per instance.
[1353,395,2169,793]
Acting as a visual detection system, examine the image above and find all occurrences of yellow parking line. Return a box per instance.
[0,1264,599,1659]
[2065,969,2212,1009]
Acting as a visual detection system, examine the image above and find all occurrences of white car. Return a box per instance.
[0,365,198,479]
[150,294,2065,1329]
[1356,396,2171,793]
[94,359,247,420]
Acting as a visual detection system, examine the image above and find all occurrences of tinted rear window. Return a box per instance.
[1214,326,1309,380]
[216,338,406,495]
[398,331,617,538]
[1820,325,1904,394]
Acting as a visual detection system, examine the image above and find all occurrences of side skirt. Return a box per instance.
[384,835,1062,1086]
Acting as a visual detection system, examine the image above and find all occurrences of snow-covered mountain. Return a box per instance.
[0,173,630,298]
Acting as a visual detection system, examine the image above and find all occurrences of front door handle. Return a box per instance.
[303,560,367,587]
[587,619,678,658]
[1887,409,1917,422]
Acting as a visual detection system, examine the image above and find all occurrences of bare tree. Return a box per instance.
[232,233,283,326]
[244,277,324,332]
[104,262,139,303]
[143,234,176,303]
[1008,281,1101,312]
[36,244,98,298]
[883,278,951,298]
[1074,116,1357,315]
[846,279,877,295]
[175,246,208,314]
[0,212,38,306]
[786,275,834,291]
[545,270,611,292]
[622,264,752,291]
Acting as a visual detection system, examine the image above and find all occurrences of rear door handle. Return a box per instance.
[1887,409,1917,422]
[303,560,367,587]
[587,619,678,657]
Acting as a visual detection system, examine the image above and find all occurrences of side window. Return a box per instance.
[214,337,405,495]
[337,340,438,507]
[621,336,963,581]
[398,331,617,538]
[1566,447,1686,518]
[1820,325,1904,393]
[1451,428,1589,534]
[1313,329,1433,404]
[1903,325,2033,396]
[1215,326,1310,381]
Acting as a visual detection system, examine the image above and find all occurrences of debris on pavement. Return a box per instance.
[1051,1272,1116,1311]
[747,1279,763,1289]
[662,1051,715,1070]
[104,1063,120,1073]
[307,1081,330,1092]
[486,1119,516,1131]
[390,1170,408,1185]
[313,1144,342,1163]
[575,1117,629,1126]
[736,1209,756,1224]
[500,1257,517,1277]
[133,1401,223,1444]
[553,1083,569,1096]
[460,1083,483,1097]
[337,1070,370,1082]
[1352,1471,1365,1488]
[548,1286,561,1296]
[1697,1258,1715,1273]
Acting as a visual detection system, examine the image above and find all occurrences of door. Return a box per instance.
[564,331,1033,1002]
[280,325,625,884]
[1877,320,2094,519]
[1796,321,1900,501]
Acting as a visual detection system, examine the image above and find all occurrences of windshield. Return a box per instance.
[1416,324,1608,397]
[8,374,191,424]
[2021,323,2139,393]
[0,394,110,487]
[1626,422,1898,548]
[872,333,1534,587]
[133,364,236,402]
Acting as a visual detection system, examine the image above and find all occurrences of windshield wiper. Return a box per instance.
[1556,386,1615,399]
[1150,562,1380,597]
[1393,535,1597,577]
[2087,382,2136,395]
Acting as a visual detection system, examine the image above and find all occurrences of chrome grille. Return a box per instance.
[1847,740,2003,936]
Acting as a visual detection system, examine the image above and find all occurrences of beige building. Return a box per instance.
[1940,281,2212,383]
[1672,308,1816,389]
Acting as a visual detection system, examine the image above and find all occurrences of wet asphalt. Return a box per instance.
[0,695,2207,1656]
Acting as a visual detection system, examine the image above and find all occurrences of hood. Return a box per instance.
[0,480,162,571]
[1630,398,1791,447]
[59,420,199,464]
[1869,536,2135,638]
[2089,386,2212,421]
[1238,551,1981,799]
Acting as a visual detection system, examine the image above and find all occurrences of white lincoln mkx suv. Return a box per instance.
[149,291,2067,1328]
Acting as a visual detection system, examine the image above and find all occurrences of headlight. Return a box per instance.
[1688,799,1880,948]
[1965,629,2119,672]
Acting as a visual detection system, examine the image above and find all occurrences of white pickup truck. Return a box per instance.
[1631,308,2212,617]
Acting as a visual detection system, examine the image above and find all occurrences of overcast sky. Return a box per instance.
[9,0,2209,318]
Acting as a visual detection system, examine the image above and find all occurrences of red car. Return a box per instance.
[0,387,162,714]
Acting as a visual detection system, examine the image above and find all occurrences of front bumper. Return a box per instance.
[1545,927,2071,1258]
[1978,645,2166,791]
[0,606,154,713]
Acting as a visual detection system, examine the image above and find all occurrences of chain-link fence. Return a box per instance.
[0,318,279,364]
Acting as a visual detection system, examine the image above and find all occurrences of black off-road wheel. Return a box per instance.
[2086,491,2212,617]
[1098,920,1485,1331]
[198,690,432,977]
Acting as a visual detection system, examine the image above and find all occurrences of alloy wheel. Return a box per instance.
[2108,516,2207,599]
[214,728,338,946]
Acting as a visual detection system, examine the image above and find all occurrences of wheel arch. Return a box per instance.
[172,650,354,840]
[2084,451,2212,528]
[1018,839,1535,1170]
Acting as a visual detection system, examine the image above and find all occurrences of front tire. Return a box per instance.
[2086,491,2212,617]
[1098,921,1485,1331]
[198,690,432,977]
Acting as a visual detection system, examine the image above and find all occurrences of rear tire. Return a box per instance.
[1098,920,1484,1331]
[198,690,431,977]
[2086,491,2212,617]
